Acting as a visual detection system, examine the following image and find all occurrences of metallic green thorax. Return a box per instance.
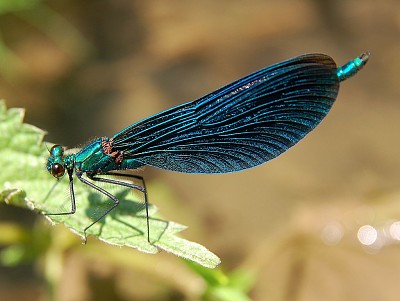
[47,137,143,177]
[74,138,122,173]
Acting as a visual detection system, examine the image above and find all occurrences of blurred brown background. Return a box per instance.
[0,0,399,300]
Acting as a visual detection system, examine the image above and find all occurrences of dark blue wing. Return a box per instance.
[112,54,339,173]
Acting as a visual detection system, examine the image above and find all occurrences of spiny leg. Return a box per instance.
[87,172,150,243]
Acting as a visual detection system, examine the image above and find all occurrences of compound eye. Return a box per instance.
[50,144,64,156]
[51,163,65,178]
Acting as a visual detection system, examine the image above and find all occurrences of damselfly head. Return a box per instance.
[47,144,66,178]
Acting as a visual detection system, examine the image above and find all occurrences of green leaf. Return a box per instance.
[0,100,220,268]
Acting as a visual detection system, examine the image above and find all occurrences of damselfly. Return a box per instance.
[46,52,370,242]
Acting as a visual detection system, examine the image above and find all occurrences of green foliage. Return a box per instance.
[186,260,255,301]
[0,100,220,268]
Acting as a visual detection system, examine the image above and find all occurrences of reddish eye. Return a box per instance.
[51,163,65,178]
